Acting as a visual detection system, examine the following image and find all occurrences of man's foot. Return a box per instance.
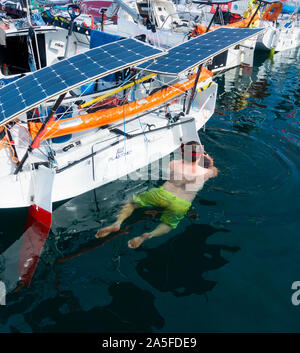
[95,223,120,238]
[128,233,149,249]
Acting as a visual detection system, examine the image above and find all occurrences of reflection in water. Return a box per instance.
[215,49,300,136]
[215,65,270,134]
[136,224,239,297]
[0,209,27,254]
[24,283,164,333]
[1,283,164,332]
[200,127,293,197]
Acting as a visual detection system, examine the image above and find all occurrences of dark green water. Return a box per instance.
[1,49,300,333]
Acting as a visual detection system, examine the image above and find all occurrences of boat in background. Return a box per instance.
[175,0,299,52]
[0,3,126,100]
[80,0,118,23]
[0,4,92,80]
[27,0,264,72]
[181,0,262,71]
[98,0,264,72]
[255,0,300,52]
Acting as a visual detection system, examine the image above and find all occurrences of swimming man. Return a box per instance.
[95,141,218,248]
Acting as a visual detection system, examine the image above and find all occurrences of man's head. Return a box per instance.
[181,141,203,163]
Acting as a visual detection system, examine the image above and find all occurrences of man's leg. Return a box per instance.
[128,222,172,249]
[95,201,138,238]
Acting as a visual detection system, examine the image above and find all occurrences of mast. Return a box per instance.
[62,5,82,59]
[247,0,263,28]
[25,0,42,70]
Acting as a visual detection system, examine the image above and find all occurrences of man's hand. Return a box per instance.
[203,152,218,180]
[204,153,214,167]
[204,166,218,180]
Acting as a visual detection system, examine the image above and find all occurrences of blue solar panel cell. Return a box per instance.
[2,94,22,108]
[0,38,164,125]
[39,78,68,94]
[17,76,36,89]
[19,91,46,107]
[31,67,53,81]
[89,51,105,59]
[137,27,264,75]
[1,100,26,119]
[58,75,80,86]
[119,41,140,50]
[70,55,89,66]
[106,48,122,55]
[95,51,110,58]
[81,67,102,78]
[52,64,72,74]
[0,84,17,99]
[50,60,68,70]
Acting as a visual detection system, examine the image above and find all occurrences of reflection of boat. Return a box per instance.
[0,4,92,79]
[214,45,299,134]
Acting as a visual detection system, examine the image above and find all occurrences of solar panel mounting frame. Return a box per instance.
[0,37,166,127]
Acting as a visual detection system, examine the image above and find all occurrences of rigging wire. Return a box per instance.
[28,58,166,142]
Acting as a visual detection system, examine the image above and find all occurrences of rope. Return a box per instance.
[1,127,19,164]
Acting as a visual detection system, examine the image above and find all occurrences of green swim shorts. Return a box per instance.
[133,186,192,229]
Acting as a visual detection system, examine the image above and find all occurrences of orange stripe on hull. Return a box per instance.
[28,67,212,141]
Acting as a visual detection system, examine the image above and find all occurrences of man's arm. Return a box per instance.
[205,166,218,179]
[203,153,218,180]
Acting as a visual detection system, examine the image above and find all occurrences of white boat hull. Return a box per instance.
[256,25,300,52]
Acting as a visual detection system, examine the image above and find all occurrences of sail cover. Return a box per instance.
[137,27,265,76]
[0,38,165,126]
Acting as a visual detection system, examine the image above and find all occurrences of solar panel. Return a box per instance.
[137,27,265,76]
[0,38,165,126]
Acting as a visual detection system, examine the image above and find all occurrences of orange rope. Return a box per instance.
[0,127,19,164]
